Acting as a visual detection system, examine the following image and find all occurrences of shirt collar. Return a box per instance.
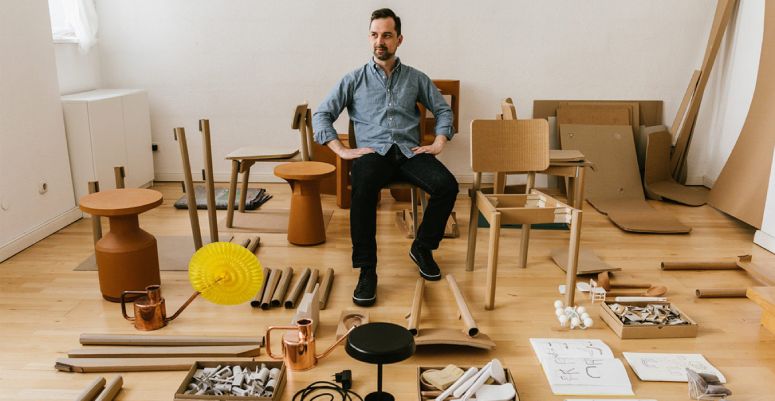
[369,57,402,73]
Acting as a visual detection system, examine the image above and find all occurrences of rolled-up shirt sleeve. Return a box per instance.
[313,75,352,145]
[417,73,454,140]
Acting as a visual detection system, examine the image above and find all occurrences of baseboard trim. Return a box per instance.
[0,207,82,262]
[754,230,775,254]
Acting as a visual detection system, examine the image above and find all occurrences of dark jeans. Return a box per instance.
[350,145,458,268]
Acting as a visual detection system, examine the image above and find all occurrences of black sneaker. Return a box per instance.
[410,242,442,281]
[352,267,377,306]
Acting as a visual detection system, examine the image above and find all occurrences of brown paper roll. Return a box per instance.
[271,267,293,307]
[695,288,748,298]
[446,274,479,337]
[305,269,319,294]
[661,261,740,270]
[74,376,106,401]
[260,269,282,309]
[250,267,271,308]
[318,268,334,310]
[284,268,311,309]
[94,375,122,401]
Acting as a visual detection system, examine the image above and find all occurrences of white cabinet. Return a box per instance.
[62,89,154,201]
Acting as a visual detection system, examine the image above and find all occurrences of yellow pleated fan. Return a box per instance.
[188,242,263,305]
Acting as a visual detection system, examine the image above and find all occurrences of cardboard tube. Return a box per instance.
[247,235,260,253]
[318,268,334,310]
[661,261,740,270]
[271,267,293,307]
[260,269,282,309]
[305,268,319,294]
[407,278,424,335]
[446,274,479,337]
[174,127,203,250]
[250,267,271,308]
[284,268,310,309]
[94,375,122,401]
[238,238,251,248]
[695,288,748,298]
[199,119,219,242]
[74,376,106,401]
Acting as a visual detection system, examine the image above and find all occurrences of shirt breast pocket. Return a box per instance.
[395,86,420,112]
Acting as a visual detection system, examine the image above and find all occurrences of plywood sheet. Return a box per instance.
[559,102,640,141]
[533,100,662,127]
[644,129,709,206]
[709,1,775,229]
[592,199,691,233]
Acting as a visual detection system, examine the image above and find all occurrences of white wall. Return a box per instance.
[755,149,775,253]
[689,0,764,187]
[0,0,81,261]
[94,0,721,183]
[53,42,102,95]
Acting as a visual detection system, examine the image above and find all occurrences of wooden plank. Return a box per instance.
[79,333,262,346]
[68,345,261,358]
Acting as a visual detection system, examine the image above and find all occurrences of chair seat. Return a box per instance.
[226,146,300,161]
[345,322,415,365]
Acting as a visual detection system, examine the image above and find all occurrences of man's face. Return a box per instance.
[369,17,402,61]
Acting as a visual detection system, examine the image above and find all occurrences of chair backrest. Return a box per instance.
[291,102,313,161]
[470,119,550,173]
[500,98,518,120]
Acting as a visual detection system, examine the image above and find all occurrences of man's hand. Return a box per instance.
[338,147,375,160]
[412,135,447,155]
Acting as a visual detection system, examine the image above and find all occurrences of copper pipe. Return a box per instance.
[167,291,202,321]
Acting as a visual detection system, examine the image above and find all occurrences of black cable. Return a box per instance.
[292,380,364,401]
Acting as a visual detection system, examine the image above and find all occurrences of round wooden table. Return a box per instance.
[79,188,163,302]
[274,161,335,245]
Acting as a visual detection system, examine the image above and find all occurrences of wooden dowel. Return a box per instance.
[68,345,261,358]
[94,375,122,401]
[238,238,250,248]
[305,269,319,294]
[271,267,293,307]
[113,166,125,189]
[285,267,311,309]
[74,376,106,401]
[247,235,260,253]
[199,119,219,242]
[55,357,253,373]
[318,268,334,310]
[695,288,748,298]
[250,267,271,308]
[260,269,282,310]
[174,127,203,250]
[79,333,262,346]
[661,261,741,270]
[407,278,424,335]
[446,274,479,337]
[87,181,102,244]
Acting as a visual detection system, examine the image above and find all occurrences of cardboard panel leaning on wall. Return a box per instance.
[0,1,80,261]
[709,0,775,229]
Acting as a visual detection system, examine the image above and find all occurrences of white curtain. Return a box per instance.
[50,0,99,52]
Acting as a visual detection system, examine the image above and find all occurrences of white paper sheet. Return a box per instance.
[623,352,726,383]
[530,338,633,396]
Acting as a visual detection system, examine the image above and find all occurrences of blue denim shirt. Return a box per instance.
[312,58,454,158]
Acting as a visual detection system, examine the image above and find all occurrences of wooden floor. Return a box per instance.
[1,182,773,400]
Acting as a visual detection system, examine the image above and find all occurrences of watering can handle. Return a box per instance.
[265,325,299,360]
[120,290,148,321]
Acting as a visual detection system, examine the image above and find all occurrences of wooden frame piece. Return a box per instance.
[406,278,424,335]
[292,283,320,333]
[87,181,102,244]
[284,267,311,308]
[67,345,261,358]
[55,357,253,373]
[79,333,262,346]
[446,274,478,337]
[74,376,106,401]
[199,119,219,242]
[94,375,122,401]
[174,127,203,250]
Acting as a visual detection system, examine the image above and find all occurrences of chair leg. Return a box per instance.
[519,224,531,269]
[485,211,502,310]
[465,194,479,272]
[239,163,251,213]
[226,160,239,228]
[564,209,583,307]
[411,187,419,237]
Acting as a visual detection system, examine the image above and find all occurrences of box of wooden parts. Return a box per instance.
[417,365,520,401]
[174,361,285,400]
[600,301,698,339]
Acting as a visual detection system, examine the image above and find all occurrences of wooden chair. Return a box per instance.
[225,103,314,228]
[465,119,582,310]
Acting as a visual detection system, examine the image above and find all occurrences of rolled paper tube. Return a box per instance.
[453,363,490,399]
[238,238,251,248]
[407,278,424,335]
[251,267,271,307]
[318,268,334,310]
[247,235,260,253]
[446,274,479,337]
[94,375,122,401]
[260,269,282,309]
[305,269,319,294]
[695,288,748,298]
[285,268,311,308]
[74,376,106,401]
[661,261,740,270]
[435,367,478,401]
[271,267,293,307]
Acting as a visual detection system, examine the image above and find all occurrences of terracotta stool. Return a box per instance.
[79,188,163,302]
[274,161,335,245]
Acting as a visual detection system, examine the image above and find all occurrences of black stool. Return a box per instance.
[345,322,415,401]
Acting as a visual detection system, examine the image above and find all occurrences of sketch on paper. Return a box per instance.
[623,352,726,383]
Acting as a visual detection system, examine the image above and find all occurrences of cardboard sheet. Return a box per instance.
[551,247,620,275]
[219,209,333,233]
[709,0,775,229]
[533,100,662,127]
[559,102,640,143]
[560,124,690,233]
[644,129,709,206]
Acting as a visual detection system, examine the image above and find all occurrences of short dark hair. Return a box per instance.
[370,8,401,36]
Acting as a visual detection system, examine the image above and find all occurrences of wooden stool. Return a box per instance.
[345,322,415,401]
[274,161,335,245]
[79,188,163,302]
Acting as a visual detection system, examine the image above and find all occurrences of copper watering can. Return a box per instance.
[121,285,201,331]
[266,318,356,371]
